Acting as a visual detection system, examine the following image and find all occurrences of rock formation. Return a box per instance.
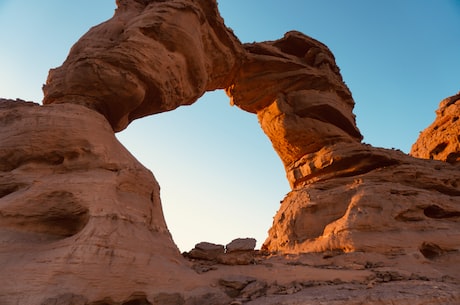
[1,0,459,303]
[262,147,460,254]
[411,92,460,164]
[227,31,402,190]
[225,32,460,255]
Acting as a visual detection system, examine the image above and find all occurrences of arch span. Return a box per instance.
[116,90,289,251]
[42,0,396,252]
[43,0,364,189]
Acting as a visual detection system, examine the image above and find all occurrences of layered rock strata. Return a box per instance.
[186,238,257,265]
[0,99,198,304]
[411,92,460,164]
[43,0,244,131]
[223,33,460,255]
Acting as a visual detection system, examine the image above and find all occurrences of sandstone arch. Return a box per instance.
[42,0,365,189]
[43,0,244,132]
[116,90,288,251]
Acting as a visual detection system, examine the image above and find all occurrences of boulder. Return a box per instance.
[187,242,225,261]
[226,238,257,253]
[186,239,256,265]
[262,145,460,254]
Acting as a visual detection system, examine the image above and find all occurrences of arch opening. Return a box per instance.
[116,90,289,252]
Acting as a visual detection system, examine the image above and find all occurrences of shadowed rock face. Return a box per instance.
[411,92,460,164]
[26,0,460,263]
[223,34,460,254]
[2,0,460,303]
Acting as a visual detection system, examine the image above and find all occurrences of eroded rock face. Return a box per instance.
[39,0,460,265]
[43,0,243,132]
[0,99,196,304]
[411,92,460,164]
[262,147,460,254]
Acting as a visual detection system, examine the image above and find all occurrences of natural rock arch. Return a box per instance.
[1,0,460,303]
[41,0,369,251]
[41,0,460,254]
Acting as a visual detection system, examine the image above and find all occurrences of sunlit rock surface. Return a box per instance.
[223,33,460,257]
[411,92,460,164]
[43,0,243,132]
[227,32,362,188]
[262,147,460,254]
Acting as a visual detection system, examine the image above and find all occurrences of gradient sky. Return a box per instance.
[1,1,459,251]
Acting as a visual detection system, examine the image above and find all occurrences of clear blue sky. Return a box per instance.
[1,1,459,251]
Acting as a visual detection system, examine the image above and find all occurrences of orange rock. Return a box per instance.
[2,0,460,303]
[411,92,460,164]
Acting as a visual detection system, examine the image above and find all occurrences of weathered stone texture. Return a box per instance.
[0,99,195,304]
[411,92,460,164]
[226,31,363,188]
[43,0,243,132]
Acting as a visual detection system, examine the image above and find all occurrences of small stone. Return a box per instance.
[185,292,230,305]
[153,293,185,305]
[40,293,87,305]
